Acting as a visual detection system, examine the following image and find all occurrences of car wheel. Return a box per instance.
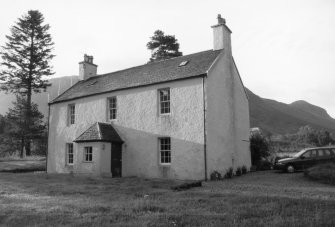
[286,165,295,173]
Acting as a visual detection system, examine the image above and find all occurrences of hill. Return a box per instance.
[247,88,335,134]
[0,76,79,120]
[1,77,335,135]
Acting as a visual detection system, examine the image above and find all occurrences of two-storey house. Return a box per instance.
[47,15,251,180]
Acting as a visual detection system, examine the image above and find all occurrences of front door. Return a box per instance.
[111,143,122,177]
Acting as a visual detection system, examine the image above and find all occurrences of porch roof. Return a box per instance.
[74,122,123,143]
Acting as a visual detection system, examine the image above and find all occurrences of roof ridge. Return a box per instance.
[96,122,102,140]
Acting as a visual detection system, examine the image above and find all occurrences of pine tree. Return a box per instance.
[147,30,182,62]
[6,95,45,157]
[0,10,54,155]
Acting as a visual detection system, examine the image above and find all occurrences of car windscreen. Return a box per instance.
[293,149,308,158]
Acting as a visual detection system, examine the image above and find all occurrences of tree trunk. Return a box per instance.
[20,137,24,158]
[25,87,32,156]
[25,28,34,156]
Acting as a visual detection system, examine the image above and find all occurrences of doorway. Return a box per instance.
[111,143,122,177]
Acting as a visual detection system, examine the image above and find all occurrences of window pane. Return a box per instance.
[311,150,317,157]
[159,89,170,114]
[302,151,310,158]
[159,138,171,164]
[109,97,117,120]
[84,147,93,162]
[67,143,74,164]
[68,105,75,124]
[324,150,331,156]
[318,150,326,157]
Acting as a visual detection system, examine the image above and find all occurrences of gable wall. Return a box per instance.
[48,77,205,180]
[206,51,251,178]
[232,63,251,169]
[206,52,235,178]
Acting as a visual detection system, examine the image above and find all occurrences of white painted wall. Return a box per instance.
[206,51,235,178]
[74,142,111,175]
[232,62,252,169]
[206,50,251,178]
[48,78,205,180]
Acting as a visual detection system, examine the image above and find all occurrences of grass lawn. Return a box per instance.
[0,171,334,226]
[305,163,335,185]
[0,159,46,172]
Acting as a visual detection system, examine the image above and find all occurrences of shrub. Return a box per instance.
[304,163,335,185]
[235,167,242,176]
[242,165,247,174]
[224,167,233,179]
[250,166,257,172]
[210,171,222,181]
[256,160,273,171]
[171,181,202,191]
[250,132,271,166]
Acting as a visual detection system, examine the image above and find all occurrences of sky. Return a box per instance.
[1,0,335,117]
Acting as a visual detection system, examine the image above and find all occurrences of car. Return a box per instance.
[274,147,335,173]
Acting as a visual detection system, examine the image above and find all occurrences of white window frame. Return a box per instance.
[84,146,93,162]
[68,104,75,125]
[158,88,170,115]
[66,143,74,165]
[159,137,171,165]
[108,96,117,120]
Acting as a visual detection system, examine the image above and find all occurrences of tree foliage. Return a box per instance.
[0,114,5,134]
[296,125,334,147]
[147,30,182,62]
[250,132,271,166]
[0,10,54,94]
[2,95,45,157]
[0,10,54,155]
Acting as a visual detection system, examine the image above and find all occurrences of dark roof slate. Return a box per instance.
[51,49,222,104]
[74,122,123,143]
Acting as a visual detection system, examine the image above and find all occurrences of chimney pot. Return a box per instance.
[217,14,226,24]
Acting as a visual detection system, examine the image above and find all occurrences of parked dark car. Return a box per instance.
[274,147,335,173]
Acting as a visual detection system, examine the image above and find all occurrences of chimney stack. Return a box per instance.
[211,14,232,52]
[79,54,97,80]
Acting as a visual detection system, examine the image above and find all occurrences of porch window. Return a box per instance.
[66,143,74,165]
[108,97,117,120]
[159,137,171,164]
[159,88,170,114]
[68,104,75,125]
[84,146,93,162]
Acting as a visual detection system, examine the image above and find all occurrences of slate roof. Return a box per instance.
[50,49,222,104]
[74,122,123,143]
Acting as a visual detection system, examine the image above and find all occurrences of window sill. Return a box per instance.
[83,161,93,163]
[159,163,171,167]
[159,113,171,117]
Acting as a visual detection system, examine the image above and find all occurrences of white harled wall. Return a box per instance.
[205,52,251,178]
[232,62,251,169]
[47,78,205,180]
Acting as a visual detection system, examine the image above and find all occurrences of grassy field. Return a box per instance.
[0,159,46,172]
[305,163,335,185]
[0,171,334,226]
